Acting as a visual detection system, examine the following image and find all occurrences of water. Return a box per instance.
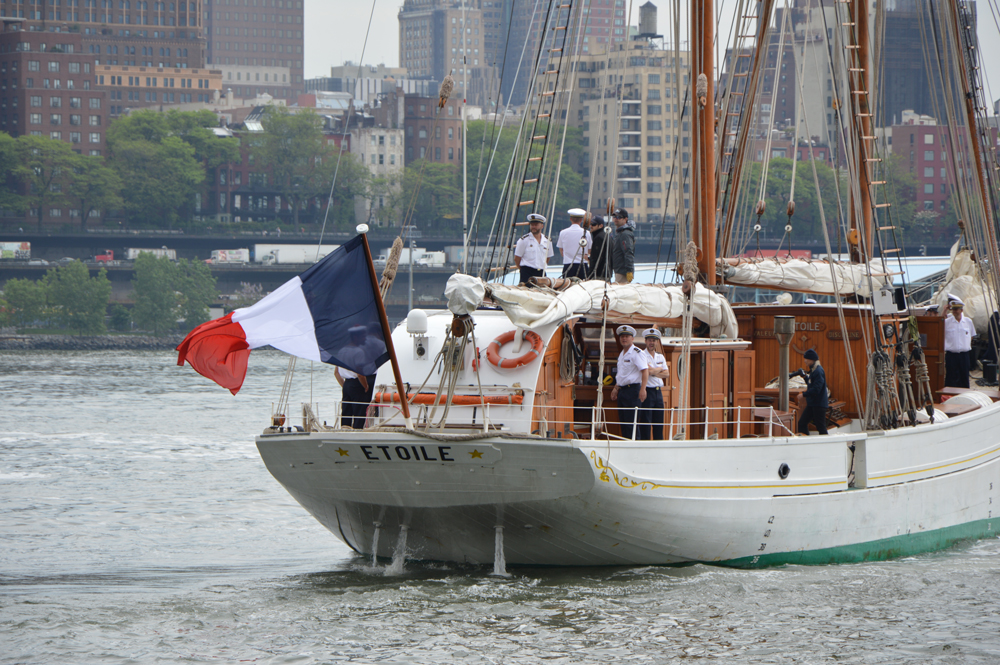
[3,350,1000,664]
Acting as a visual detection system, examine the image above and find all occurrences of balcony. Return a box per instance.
[617,166,642,180]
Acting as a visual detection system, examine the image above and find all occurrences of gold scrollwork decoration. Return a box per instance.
[589,451,667,491]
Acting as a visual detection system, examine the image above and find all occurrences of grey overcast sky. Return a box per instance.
[305,1,1000,112]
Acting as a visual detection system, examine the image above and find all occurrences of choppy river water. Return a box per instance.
[2,350,1000,664]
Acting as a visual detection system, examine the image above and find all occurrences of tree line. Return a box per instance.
[0,108,588,235]
[1,253,216,336]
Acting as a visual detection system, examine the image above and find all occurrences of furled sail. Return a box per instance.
[717,257,890,297]
[480,279,739,339]
[932,245,998,335]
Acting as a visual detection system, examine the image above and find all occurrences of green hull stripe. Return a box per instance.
[719,518,997,568]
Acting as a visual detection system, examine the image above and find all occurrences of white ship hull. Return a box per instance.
[257,402,1000,567]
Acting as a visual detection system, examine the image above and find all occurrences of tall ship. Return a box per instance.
[180,0,1000,568]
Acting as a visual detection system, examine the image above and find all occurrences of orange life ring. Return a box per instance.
[486,329,544,369]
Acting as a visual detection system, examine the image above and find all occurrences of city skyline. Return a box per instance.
[307,0,1000,116]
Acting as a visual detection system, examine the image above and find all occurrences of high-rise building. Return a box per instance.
[203,0,304,103]
[502,0,630,106]
[0,22,108,156]
[565,38,691,225]
[0,0,207,69]
[398,0,488,106]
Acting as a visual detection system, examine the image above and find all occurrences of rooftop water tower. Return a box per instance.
[638,1,658,38]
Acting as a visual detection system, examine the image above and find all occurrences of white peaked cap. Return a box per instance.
[616,325,637,336]
[567,208,586,217]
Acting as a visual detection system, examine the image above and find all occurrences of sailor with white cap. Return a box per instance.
[335,324,372,429]
[556,207,592,279]
[513,212,553,285]
[639,328,669,440]
[610,324,649,440]
[944,296,976,388]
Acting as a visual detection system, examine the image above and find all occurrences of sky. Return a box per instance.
[305,1,1000,112]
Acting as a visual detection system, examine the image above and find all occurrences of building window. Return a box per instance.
[50,96,62,108]
[30,96,42,107]
[448,147,454,160]
[30,113,42,124]
[418,127,427,139]
[89,98,101,109]
[924,183,934,194]
[378,154,384,165]
[70,132,82,143]
[924,150,934,160]
[647,198,661,208]
[647,105,661,115]
[647,135,661,146]
[435,126,441,139]
[89,115,101,126]
[70,114,81,125]
[50,131,62,140]
[647,167,661,177]
[924,133,934,144]
[48,61,59,72]
[50,114,62,125]
[923,167,934,177]
[435,147,441,160]
[923,201,934,210]
[89,132,101,143]
[448,127,453,140]
[646,151,661,161]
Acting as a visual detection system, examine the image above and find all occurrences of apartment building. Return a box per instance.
[567,39,690,225]
[0,23,108,155]
[203,0,303,103]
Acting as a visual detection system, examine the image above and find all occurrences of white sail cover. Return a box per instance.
[933,246,998,335]
[482,279,739,339]
[718,257,889,297]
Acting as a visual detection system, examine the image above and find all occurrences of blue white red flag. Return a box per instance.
[177,236,389,394]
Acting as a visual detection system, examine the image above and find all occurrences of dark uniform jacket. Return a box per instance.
[804,363,828,409]
[589,227,610,280]
[610,225,635,276]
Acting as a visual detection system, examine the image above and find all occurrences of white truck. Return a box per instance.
[209,249,250,264]
[125,247,177,261]
[416,251,446,267]
[0,241,30,260]
[253,244,339,265]
[374,246,430,268]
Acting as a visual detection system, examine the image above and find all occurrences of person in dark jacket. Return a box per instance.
[609,208,635,283]
[588,215,611,281]
[794,348,828,435]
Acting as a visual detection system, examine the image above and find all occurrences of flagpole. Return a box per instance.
[357,224,413,429]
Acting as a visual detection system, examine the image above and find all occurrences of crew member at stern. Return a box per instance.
[335,325,372,429]
[944,298,976,388]
[794,348,828,435]
[513,213,553,285]
[640,328,669,440]
[610,325,649,440]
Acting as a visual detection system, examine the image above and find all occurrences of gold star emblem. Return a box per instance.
[469,449,484,459]
[336,447,349,457]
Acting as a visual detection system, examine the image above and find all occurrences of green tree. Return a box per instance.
[248,107,351,227]
[739,157,842,242]
[44,260,112,334]
[110,136,205,228]
[13,135,77,231]
[174,259,217,331]
[109,304,132,332]
[107,109,239,169]
[880,154,919,241]
[0,132,23,213]
[400,160,462,232]
[69,154,124,230]
[131,253,180,335]
[3,278,48,328]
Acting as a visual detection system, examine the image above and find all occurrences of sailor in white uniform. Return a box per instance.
[639,328,669,440]
[556,207,592,279]
[944,298,976,388]
[513,213,553,285]
[610,325,649,440]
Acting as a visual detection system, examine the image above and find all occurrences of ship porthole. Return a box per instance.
[778,463,790,480]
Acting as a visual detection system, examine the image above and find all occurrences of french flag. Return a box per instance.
[177,235,389,394]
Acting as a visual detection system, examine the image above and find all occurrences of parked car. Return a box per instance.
[56,257,76,265]
[27,259,49,266]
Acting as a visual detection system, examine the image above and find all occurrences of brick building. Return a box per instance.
[0,21,108,155]
[203,0,304,103]
[403,92,463,166]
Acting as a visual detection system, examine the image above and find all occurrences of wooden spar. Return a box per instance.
[949,1,1000,279]
[693,0,717,284]
[359,228,413,427]
[849,0,874,262]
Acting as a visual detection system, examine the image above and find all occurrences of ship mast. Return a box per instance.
[848,0,874,263]
[692,0,716,285]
